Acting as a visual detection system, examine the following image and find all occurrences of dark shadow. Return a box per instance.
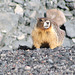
[18,45,36,50]
[18,43,50,50]
[60,24,72,39]
[57,6,67,11]
[60,24,66,31]
[40,43,50,48]
[44,13,47,17]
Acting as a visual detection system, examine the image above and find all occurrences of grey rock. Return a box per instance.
[30,19,37,28]
[71,10,75,16]
[65,0,75,2]
[63,37,73,47]
[0,0,14,12]
[57,0,68,10]
[64,10,72,16]
[8,2,16,7]
[0,46,11,51]
[58,5,68,10]
[28,1,40,9]
[24,9,32,17]
[45,0,57,9]
[18,16,25,24]
[24,0,42,11]
[0,33,3,44]
[0,12,19,33]
[64,19,75,38]
[21,26,32,34]
[70,65,75,70]
[30,11,37,18]
[30,0,40,2]
[2,31,17,48]
[12,0,24,4]
[36,9,46,18]
[0,34,4,49]
[24,2,45,17]
[64,10,73,20]
[3,36,13,46]
[12,40,33,49]
[48,59,54,64]
[12,40,24,49]
[0,0,4,3]
[26,36,33,47]
[0,69,4,75]
[65,0,75,10]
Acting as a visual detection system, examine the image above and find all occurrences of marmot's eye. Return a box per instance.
[39,19,42,22]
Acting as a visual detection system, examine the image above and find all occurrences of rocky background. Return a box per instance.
[0,0,75,75]
[0,0,75,50]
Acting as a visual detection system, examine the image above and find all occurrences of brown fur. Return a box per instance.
[32,18,65,49]
[46,9,66,26]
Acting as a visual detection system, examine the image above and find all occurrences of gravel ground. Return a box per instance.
[0,45,75,75]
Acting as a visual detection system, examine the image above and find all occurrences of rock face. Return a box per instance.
[65,0,75,10]
[64,19,75,38]
[0,12,19,33]
[0,0,75,50]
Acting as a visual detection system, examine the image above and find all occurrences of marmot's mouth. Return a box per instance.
[44,25,50,29]
[43,20,50,29]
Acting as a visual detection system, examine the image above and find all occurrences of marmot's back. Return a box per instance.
[46,9,66,26]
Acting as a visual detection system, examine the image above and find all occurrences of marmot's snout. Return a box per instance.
[44,20,50,29]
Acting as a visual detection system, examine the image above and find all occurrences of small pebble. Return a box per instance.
[25,66,31,70]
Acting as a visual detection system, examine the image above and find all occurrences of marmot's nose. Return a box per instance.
[46,22,49,24]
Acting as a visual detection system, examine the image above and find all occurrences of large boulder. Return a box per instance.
[64,19,75,38]
[0,12,19,33]
[65,0,75,10]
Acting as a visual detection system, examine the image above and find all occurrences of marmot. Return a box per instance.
[46,9,66,26]
[32,18,65,49]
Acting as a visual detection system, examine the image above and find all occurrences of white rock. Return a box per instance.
[72,38,75,43]
[17,34,25,40]
[1,30,7,33]
[15,4,23,16]
[1,54,6,57]
[25,66,31,70]
[30,11,36,18]
[9,45,13,49]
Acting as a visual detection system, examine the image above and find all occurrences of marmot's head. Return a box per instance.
[36,18,57,30]
[36,18,51,30]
